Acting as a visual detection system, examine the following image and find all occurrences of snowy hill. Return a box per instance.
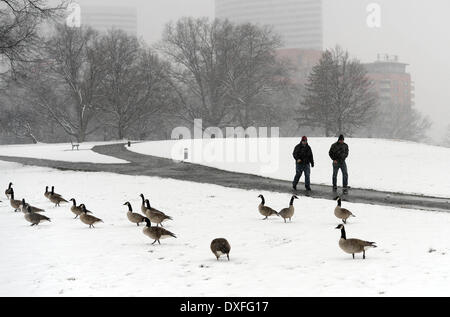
[0,142,128,164]
[1,160,450,296]
[129,137,450,198]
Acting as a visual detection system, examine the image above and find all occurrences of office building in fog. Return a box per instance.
[364,54,414,108]
[81,6,137,36]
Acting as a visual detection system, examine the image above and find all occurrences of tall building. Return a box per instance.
[215,0,324,85]
[215,0,323,50]
[364,54,414,108]
[81,6,137,36]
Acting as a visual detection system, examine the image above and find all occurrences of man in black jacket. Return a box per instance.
[292,136,314,191]
[329,134,349,191]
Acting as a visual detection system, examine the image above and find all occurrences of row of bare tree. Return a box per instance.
[0,1,433,144]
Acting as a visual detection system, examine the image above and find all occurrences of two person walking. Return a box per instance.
[292,135,349,192]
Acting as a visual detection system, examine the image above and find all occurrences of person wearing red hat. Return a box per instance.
[292,136,314,191]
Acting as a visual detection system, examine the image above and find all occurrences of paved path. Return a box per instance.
[1,142,449,212]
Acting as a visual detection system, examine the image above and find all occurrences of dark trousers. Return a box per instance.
[293,163,311,188]
[332,161,348,187]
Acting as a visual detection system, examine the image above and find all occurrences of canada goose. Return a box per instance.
[144,199,172,227]
[20,198,45,214]
[142,217,176,245]
[5,182,13,199]
[335,224,377,259]
[257,195,279,220]
[9,189,22,212]
[334,196,355,224]
[210,238,231,261]
[44,186,60,199]
[69,198,88,219]
[279,195,298,223]
[79,204,103,228]
[24,206,51,226]
[139,194,147,214]
[124,202,145,226]
[49,187,68,207]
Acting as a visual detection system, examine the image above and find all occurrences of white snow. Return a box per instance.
[0,141,128,164]
[1,160,450,296]
[129,137,450,198]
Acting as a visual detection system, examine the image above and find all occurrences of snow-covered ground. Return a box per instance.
[0,141,128,164]
[1,160,450,297]
[130,138,450,198]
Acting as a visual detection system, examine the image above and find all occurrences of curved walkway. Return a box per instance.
[1,142,449,212]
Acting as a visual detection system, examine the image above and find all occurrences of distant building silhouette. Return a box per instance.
[364,54,414,109]
[215,0,323,84]
[81,6,137,36]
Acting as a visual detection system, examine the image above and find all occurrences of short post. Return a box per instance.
[184,148,189,160]
[127,141,131,147]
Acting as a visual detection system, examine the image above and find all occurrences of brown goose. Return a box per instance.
[257,195,279,220]
[144,199,172,227]
[334,196,355,224]
[142,217,176,245]
[9,189,22,212]
[5,182,13,199]
[79,204,103,228]
[69,198,88,219]
[20,198,45,214]
[49,186,68,207]
[279,195,298,223]
[210,238,231,261]
[139,194,147,214]
[124,202,145,226]
[24,206,51,226]
[335,224,377,259]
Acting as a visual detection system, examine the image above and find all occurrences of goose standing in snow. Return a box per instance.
[144,199,172,227]
[5,182,13,199]
[9,189,22,212]
[335,224,376,259]
[124,202,146,226]
[49,186,68,207]
[20,198,45,213]
[24,206,51,226]
[142,217,176,245]
[69,198,87,219]
[279,195,298,223]
[139,194,147,214]
[79,204,103,228]
[334,196,355,224]
[257,195,279,220]
[210,238,231,261]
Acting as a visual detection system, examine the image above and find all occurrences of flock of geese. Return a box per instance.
[258,194,377,259]
[4,182,376,260]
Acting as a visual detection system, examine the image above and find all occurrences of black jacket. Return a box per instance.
[293,143,314,167]
[329,142,349,162]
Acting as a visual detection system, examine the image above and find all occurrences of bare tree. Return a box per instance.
[159,17,288,129]
[0,0,66,70]
[13,24,103,142]
[370,103,432,141]
[95,29,172,139]
[301,46,378,136]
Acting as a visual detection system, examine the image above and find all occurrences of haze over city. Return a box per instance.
[65,0,450,143]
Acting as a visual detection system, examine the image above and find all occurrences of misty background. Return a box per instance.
[66,0,449,142]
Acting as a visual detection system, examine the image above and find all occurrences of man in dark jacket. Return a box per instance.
[329,134,349,191]
[292,136,314,191]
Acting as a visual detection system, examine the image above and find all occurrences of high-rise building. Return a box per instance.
[215,0,322,50]
[364,54,414,108]
[215,0,324,85]
[81,6,137,36]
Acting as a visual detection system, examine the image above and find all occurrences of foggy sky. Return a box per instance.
[71,0,450,142]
